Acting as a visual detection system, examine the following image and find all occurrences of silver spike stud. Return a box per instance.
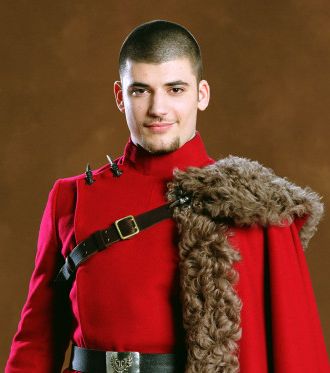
[85,163,95,185]
[106,155,123,177]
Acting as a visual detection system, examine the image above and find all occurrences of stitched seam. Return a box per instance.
[74,178,88,347]
[52,179,62,251]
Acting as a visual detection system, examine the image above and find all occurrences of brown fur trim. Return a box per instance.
[167,155,323,372]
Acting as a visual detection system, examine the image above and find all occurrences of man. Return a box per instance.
[6,20,329,373]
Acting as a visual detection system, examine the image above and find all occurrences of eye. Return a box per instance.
[130,88,149,96]
[170,87,184,94]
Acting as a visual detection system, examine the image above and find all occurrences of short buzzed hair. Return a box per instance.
[119,20,203,82]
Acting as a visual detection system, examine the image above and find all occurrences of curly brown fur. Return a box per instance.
[167,155,323,372]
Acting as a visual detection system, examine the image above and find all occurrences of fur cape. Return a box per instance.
[166,155,324,373]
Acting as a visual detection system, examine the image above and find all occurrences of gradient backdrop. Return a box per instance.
[1,0,329,370]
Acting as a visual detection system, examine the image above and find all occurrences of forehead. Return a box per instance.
[121,58,196,85]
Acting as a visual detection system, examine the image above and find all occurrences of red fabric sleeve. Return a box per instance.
[266,220,329,372]
[5,180,72,373]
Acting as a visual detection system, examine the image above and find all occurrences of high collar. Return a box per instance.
[121,132,214,179]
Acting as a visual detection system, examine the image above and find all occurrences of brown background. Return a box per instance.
[1,0,329,370]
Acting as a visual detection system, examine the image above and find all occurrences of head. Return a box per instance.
[114,20,210,154]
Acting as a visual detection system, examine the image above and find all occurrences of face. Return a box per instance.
[114,57,210,154]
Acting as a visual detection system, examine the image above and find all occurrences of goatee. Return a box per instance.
[141,137,181,155]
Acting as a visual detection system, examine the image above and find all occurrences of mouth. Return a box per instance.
[144,122,174,133]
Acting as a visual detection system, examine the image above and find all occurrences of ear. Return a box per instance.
[114,81,125,113]
[197,80,210,111]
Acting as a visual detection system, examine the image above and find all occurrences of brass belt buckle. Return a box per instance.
[114,215,140,240]
[106,352,140,373]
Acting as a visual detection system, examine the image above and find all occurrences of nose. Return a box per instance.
[148,91,168,117]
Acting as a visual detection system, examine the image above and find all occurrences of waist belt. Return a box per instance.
[54,196,190,284]
[70,345,185,373]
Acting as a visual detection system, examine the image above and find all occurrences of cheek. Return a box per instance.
[128,101,147,119]
[176,99,197,121]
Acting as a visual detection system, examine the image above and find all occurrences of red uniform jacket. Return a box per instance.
[6,134,329,372]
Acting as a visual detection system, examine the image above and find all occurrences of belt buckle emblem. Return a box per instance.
[106,352,140,373]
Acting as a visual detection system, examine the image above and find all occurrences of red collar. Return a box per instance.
[121,132,214,179]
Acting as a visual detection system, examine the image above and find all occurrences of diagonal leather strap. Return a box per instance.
[54,197,190,284]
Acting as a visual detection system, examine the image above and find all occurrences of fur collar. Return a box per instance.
[167,155,323,373]
[168,155,323,249]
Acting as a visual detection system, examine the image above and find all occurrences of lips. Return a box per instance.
[145,122,174,127]
[144,121,174,133]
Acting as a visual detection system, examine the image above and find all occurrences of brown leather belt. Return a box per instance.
[70,345,186,373]
[54,196,190,284]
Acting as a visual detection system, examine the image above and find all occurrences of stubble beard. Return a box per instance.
[140,136,181,155]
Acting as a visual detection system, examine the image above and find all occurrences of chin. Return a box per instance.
[141,136,181,155]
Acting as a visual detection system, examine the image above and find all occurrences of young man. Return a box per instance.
[6,20,329,373]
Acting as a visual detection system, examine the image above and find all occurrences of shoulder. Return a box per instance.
[53,161,112,192]
[168,155,324,249]
[47,162,111,217]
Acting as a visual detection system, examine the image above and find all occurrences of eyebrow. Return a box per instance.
[128,82,149,88]
[165,80,190,87]
[128,80,190,88]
